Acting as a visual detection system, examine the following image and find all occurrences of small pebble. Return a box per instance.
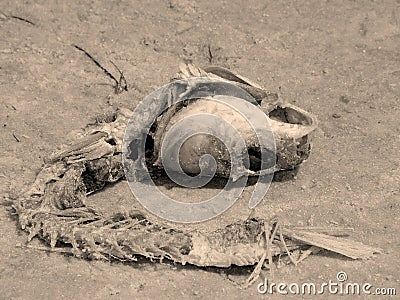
[385,275,393,281]
[332,113,341,118]
[339,95,350,104]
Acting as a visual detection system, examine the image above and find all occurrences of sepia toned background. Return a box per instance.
[1,0,399,298]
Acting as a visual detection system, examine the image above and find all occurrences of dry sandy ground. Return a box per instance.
[0,0,399,299]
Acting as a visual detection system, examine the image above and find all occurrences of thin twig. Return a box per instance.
[12,132,20,142]
[110,60,128,93]
[207,44,213,64]
[267,221,280,272]
[241,221,274,289]
[10,15,35,25]
[73,45,127,94]
[297,246,321,264]
[279,230,298,266]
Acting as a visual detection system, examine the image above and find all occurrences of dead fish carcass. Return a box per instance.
[148,64,317,179]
